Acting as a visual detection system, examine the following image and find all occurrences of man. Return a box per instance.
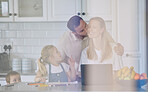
[57,15,124,76]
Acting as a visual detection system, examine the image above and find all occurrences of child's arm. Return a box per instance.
[67,56,76,82]
[34,71,47,83]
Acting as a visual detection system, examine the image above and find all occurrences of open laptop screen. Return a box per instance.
[81,64,113,85]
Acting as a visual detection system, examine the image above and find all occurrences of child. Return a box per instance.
[35,45,76,82]
[6,71,21,84]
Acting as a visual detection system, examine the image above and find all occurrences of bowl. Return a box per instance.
[116,79,148,88]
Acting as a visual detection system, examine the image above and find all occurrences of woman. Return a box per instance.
[79,17,123,71]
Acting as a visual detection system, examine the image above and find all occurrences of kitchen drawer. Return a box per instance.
[21,75,35,82]
[0,78,6,86]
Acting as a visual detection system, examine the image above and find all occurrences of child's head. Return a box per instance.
[37,45,62,76]
[6,71,21,84]
[40,45,62,65]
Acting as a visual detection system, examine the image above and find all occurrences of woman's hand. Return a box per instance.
[114,43,124,56]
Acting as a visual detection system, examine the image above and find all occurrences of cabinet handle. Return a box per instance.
[9,13,12,16]
[126,53,133,57]
[14,13,17,16]
[82,12,85,15]
[77,12,81,15]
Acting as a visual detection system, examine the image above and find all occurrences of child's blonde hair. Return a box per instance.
[37,45,55,77]
[6,71,20,84]
[87,17,115,62]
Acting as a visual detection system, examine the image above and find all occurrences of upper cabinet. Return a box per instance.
[0,0,47,22]
[0,0,13,21]
[83,0,112,21]
[48,0,81,21]
[0,0,113,22]
[13,0,47,21]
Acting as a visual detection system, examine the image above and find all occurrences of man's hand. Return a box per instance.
[114,43,124,56]
[68,56,75,68]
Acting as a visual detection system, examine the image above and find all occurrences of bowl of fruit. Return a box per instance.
[115,66,148,88]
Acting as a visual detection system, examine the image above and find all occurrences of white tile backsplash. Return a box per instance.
[24,23,40,29]
[32,47,42,54]
[2,30,16,38]
[0,23,8,30]
[9,23,24,30]
[40,23,54,29]
[17,46,32,54]
[46,31,65,38]
[24,39,40,46]
[12,39,24,46]
[31,31,47,38]
[0,22,112,61]
[17,31,31,38]
[39,39,57,46]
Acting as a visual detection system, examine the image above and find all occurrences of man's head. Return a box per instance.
[6,71,21,84]
[67,15,87,38]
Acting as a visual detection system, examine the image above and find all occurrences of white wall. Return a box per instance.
[0,22,112,69]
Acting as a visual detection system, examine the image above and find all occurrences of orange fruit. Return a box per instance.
[134,73,140,80]
[141,73,147,79]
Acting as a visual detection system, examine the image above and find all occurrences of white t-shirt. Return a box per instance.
[79,46,122,71]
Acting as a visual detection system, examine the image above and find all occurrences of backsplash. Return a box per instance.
[0,22,112,69]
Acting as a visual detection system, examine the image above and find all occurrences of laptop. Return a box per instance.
[81,64,113,85]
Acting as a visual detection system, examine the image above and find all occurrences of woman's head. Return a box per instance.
[41,45,62,65]
[87,17,106,38]
[87,17,115,62]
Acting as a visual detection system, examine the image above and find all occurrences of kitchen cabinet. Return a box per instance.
[82,0,113,21]
[115,0,146,73]
[0,0,113,22]
[48,0,114,21]
[0,0,13,21]
[48,0,81,21]
[21,75,35,82]
[0,0,47,22]
[0,75,35,86]
[0,78,6,86]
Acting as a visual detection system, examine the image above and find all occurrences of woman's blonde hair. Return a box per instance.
[37,45,55,76]
[87,17,115,62]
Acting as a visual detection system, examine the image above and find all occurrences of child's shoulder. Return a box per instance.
[61,63,69,72]
[61,62,69,67]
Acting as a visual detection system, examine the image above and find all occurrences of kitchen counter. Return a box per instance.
[0,82,147,92]
[0,70,36,76]
[0,70,36,86]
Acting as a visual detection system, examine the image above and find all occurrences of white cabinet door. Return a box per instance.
[21,75,35,82]
[13,0,47,21]
[0,0,13,22]
[82,0,112,21]
[0,78,7,86]
[116,0,145,73]
[48,0,81,21]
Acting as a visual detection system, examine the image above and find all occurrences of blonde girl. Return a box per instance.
[35,45,76,82]
[79,17,124,71]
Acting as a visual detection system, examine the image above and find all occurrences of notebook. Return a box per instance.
[81,64,113,85]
